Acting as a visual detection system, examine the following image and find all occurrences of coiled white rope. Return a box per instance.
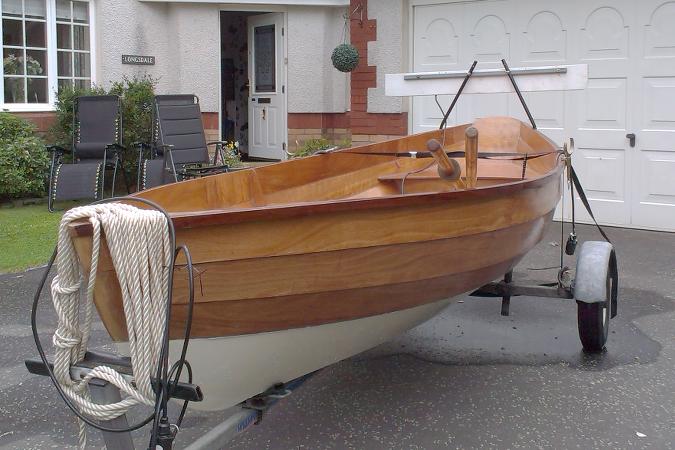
[50,203,171,448]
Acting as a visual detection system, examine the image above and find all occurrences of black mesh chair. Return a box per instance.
[47,95,127,211]
[137,95,228,191]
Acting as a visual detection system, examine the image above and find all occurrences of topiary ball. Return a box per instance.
[331,44,360,72]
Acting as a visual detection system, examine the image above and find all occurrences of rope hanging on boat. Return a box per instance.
[50,203,171,448]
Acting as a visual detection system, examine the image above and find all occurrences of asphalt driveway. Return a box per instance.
[1,223,674,449]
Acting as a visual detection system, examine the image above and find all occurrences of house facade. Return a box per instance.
[2,0,674,231]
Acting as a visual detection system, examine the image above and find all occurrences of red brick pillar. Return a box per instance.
[349,0,407,145]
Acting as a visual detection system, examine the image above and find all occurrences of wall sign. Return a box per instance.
[122,55,155,65]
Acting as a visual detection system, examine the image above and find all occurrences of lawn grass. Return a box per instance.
[0,204,65,273]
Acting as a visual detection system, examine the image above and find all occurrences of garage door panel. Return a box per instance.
[580,6,630,61]
[642,77,675,131]
[578,78,627,130]
[644,2,675,58]
[522,10,567,63]
[469,14,511,64]
[511,91,565,130]
[639,151,675,199]
[574,148,626,198]
[412,95,456,132]
[632,150,675,229]
[572,147,628,225]
[413,4,463,72]
[464,93,509,121]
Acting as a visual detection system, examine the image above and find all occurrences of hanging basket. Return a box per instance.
[331,44,360,73]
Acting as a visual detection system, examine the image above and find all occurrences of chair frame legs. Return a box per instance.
[47,152,59,213]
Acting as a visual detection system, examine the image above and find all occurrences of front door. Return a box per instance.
[248,13,286,160]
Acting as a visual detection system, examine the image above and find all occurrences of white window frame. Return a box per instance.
[0,0,95,111]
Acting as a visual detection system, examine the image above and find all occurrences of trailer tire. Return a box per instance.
[577,301,610,352]
[574,241,618,353]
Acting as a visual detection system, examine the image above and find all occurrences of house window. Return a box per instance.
[2,0,49,103]
[1,0,93,108]
[56,0,90,90]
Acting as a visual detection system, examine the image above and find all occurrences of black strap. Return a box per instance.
[439,61,477,130]
[570,165,611,243]
[341,150,559,161]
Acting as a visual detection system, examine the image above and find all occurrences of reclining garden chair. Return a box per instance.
[47,95,127,212]
[137,94,228,191]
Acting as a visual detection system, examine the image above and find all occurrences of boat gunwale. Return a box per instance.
[68,161,563,237]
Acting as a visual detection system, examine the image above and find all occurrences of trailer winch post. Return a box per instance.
[86,377,136,450]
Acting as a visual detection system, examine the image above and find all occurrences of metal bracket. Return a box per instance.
[25,352,203,403]
[471,272,574,317]
[184,372,316,450]
[501,271,512,316]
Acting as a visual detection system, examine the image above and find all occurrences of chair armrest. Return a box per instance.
[206,141,228,147]
[45,145,69,154]
[106,143,127,153]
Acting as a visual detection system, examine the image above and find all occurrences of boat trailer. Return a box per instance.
[25,350,313,449]
[472,240,619,353]
[25,61,619,449]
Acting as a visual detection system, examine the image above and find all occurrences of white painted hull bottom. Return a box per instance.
[168,298,453,411]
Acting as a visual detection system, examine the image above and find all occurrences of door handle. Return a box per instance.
[626,133,636,147]
[262,107,266,121]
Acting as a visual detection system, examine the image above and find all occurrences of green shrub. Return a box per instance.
[291,138,332,158]
[0,113,48,200]
[221,141,243,168]
[108,75,156,149]
[0,110,36,139]
[290,137,352,158]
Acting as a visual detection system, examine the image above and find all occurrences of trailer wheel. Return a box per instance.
[574,241,618,353]
[577,300,610,352]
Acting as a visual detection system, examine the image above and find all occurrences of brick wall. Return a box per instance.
[13,112,56,137]
[201,112,220,145]
[349,0,407,146]
[287,113,351,151]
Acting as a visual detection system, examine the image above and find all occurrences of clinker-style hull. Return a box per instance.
[69,117,563,410]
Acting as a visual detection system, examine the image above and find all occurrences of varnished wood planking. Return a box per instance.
[167,215,548,304]
[96,211,551,341]
[173,177,558,265]
[167,256,524,339]
[76,176,559,271]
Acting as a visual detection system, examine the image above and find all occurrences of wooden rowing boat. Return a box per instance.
[68,116,563,410]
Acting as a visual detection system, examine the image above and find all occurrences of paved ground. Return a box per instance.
[1,223,674,449]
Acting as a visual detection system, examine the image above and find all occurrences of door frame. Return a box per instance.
[218,8,288,160]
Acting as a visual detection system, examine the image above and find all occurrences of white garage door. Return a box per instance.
[411,0,675,231]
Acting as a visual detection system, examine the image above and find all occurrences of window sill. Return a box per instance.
[0,104,56,113]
